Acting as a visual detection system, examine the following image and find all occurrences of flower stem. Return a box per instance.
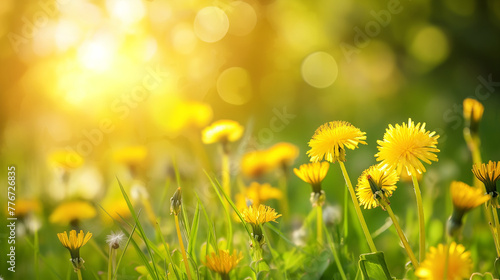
[411,173,426,263]
[384,203,418,269]
[339,162,377,252]
[107,246,113,280]
[77,270,83,280]
[317,205,323,246]
[279,173,290,222]
[222,150,231,204]
[175,214,192,280]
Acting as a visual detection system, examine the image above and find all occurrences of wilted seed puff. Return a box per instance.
[106,231,125,249]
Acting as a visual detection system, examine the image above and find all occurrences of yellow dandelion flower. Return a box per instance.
[57,230,92,271]
[307,121,367,163]
[167,101,213,132]
[294,162,329,193]
[202,120,244,145]
[15,199,41,217]
[450,181,490,212]
[49,201,96,225]
[244,182,283,206]
[266,142,299,169]
[415,242,472,280]
[240,150,271,178]
[241,204,282,226]
[472,161,500,196]
[376,118,440,175]
[463,98,484,124]
[48,150,84,170]
[204,249,243,276]
[356,165,399,209]
[112,146,148,166]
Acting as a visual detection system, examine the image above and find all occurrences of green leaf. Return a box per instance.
[358,252,393,280]
[495,257,500,279]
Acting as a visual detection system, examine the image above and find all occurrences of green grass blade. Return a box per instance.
[188,200,200,257]
[24,237,63,280]
[116,177,160,280]
[155,221,181,280]
[195,193,218,252]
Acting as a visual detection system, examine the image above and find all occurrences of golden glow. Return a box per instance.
[77,34,116,72]
[106,0,145,26]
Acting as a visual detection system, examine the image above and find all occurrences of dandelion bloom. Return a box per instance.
[57,230,92,271]
[241,182,283,206]
[241,204,282,225]
[376,118,440,175]
[450,181,490,212]
[463,98,484,124]
[48,150,84,170]
[204,249,243,276]
[415,242,472,280]
[356,165,399,209]
[240,150,271,178]
[202,120,244,144]
[294,162,329,193]
[472,161,500,196]
[49,201,96,225]
[266,142,299,169]
[307,121,367,163]
[112,146,148,166]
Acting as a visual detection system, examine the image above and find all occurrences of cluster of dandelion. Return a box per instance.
[46,99,500,280]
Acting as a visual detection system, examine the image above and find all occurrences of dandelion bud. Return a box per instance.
[170,187,182,216]
[463,98,484,135]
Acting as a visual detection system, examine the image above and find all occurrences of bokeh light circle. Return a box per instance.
[217,67,252,105]
[194,6,229,43]
[410,26,449,66]
[227,1,257,36]
[301,52,338,88]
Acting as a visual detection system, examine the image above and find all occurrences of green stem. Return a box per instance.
[107,246,113,280]
[325,225,348,280]
[279,173,290,222]
[339,162,377,252]
[384,203,418,269]
[35,229,40,280]
[175,214,193,280]
[411,173,426,263]
[222,151,231,204]
[77,270,83,280]
[317,205,323,246]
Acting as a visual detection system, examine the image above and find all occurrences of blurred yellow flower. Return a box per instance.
[415,242,472,280]
[463,98,484,124]
[356,165,399,210]
[266,142,299,169]
[112,145,148,166]
[307,121,367,163]
[240,150,271,178]
[49,201,97,225]
[167,101,213,132]
[293,162,329,193]
[204,249,243,276]
[101,199,132,223]
[238,182,283,207]
[15,199,41,217]
[376,118,440,175]
[241,204,282,226]
[48,150,84,170]
[450,181,490,212]
[57,230,92,271]
[472,161,500,196]
[202,120,244,145]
